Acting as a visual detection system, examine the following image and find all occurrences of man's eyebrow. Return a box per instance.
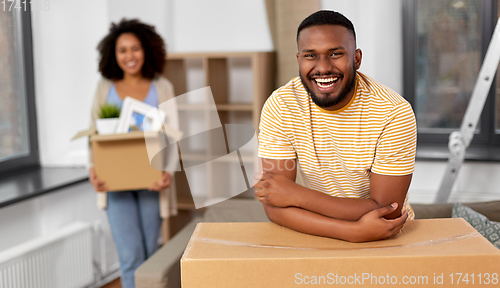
[300,47,346,53]
[328,47,345,51]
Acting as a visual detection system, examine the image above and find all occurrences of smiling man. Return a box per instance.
[254,10,417,242]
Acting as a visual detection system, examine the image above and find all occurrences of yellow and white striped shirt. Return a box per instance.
[258,72,416,219]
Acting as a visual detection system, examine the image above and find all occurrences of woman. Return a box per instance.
[88,19,178,288]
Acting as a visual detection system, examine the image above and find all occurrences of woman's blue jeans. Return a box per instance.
[106,190,161,288]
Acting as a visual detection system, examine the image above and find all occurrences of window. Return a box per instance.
[0,8,38,174]
[403,0,500,155]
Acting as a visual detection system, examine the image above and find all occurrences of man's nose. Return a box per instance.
[316,56,333,74]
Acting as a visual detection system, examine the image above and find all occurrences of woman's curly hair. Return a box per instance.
[97,19,166,80]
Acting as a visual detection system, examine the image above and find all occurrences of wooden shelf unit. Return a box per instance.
[163,52,276,209]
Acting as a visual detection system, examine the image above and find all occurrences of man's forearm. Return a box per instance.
[254,168,409,221]
[263,203,359,242]
[295,173,412,220]
[292,186,380,221]
[262,203,407,243]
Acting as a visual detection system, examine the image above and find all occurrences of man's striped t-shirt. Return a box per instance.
[258,72,416,219]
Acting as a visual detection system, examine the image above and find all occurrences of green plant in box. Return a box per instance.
[96,103,121,134]
[99,103,121,119]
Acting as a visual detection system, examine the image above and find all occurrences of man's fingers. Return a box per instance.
[254,172,264,180]
[387,210,409,232]
[253,173,264,187]
[392,210,409,226]
[254,172,275,181]
[253,181,263,189]
[389,225,404,236]
[389,220,405,232]
[387,222,405,237]
[254,188,264,197]
[374,202,399,217]
[253,173,271,189]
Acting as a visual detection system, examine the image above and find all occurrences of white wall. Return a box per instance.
[107,0,173,48]
[321,0,403,94]
[32,0,109,167]
[170,0,273,52]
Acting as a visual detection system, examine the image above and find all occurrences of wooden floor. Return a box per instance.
[101,278,121,288]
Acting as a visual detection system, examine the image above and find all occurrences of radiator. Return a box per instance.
[0,222,94,288]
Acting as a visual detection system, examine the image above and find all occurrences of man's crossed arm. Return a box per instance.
[253,158,411,243]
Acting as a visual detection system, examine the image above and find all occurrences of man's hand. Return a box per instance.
[149,172,171,191]
[350,202,408,243]
[253,172,303,207]
[89,167,108,192]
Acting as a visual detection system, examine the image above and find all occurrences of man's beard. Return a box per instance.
[300,64,357,109]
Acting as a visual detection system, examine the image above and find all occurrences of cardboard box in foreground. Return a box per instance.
[181,219,500,288]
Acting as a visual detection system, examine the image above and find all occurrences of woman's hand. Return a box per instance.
[149,172,171,191]
[89,167,108,192]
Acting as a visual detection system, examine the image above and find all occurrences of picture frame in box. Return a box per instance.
[116,97,166,133]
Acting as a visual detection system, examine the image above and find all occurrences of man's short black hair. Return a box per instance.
[297,10,356,45]
[97,19,166,80]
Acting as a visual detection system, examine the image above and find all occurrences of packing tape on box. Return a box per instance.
[188,232,481,251]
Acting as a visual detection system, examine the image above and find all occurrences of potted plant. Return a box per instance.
[96,103,120,135]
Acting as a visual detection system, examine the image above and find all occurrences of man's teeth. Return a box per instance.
[314,77,339,88]
[315,77,338,83]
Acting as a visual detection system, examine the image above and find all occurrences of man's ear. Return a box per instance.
[354,49,362,70]
[296,52,300,65]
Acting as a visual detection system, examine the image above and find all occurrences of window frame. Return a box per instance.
[402,0,500,151]
[0,7,39,175]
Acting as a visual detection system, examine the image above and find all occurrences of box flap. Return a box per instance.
[71,127,96,140]
[90,130,160,142]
